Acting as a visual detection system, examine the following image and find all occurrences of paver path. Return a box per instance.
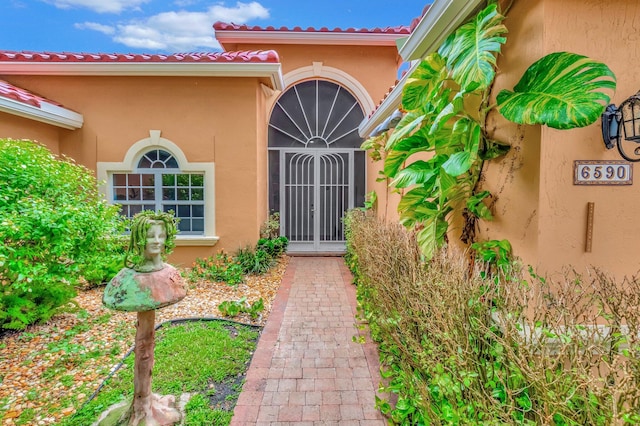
[231,256,386,425]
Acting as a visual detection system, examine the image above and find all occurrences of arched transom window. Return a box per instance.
[268,80,364,149]
[112,149,205,234]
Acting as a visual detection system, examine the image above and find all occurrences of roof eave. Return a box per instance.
[360,0,485,136]
[215,31,407,47]
[398,0,485,61]
[0,96,83,130]
[0,62,285,90]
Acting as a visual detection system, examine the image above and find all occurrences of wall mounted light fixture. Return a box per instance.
[602,91,640,161]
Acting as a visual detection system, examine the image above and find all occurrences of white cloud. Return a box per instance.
[45,0,151,13]
[173,0,198,6]
[209,1,269,22]
[74,22,115,35]
[78,2,270,52]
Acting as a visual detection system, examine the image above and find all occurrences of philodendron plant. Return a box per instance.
[365,2,616,260]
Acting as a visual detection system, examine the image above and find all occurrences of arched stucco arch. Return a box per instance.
[282,62,375,114]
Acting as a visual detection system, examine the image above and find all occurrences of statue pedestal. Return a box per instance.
[96,394,181,426]
[97,310,182,426]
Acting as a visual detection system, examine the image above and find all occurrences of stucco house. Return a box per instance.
[0,15,411,266]
[1,0,639,279]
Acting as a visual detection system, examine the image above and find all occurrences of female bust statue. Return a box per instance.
[103,211,186,312]
[101,211,186,425]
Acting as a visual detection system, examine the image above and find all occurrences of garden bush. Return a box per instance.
[345,210,640,425]
[234,246,273,275]
[188,252,244,286]
[0,139,125,329]
[259,212,280,239]
[256,236,288,258]
[189,235,288,284]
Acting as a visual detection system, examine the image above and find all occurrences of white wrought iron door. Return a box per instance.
[281,150,352,252]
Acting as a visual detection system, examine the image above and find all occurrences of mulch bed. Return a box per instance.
[0,257,288,425]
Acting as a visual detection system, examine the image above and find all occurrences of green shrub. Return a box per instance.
[256,236,288,258]
[189,234,287,285]
[0,139,126,329]
[345,210,640,425]
[259,212,280,239]
[234,246,273,275]
[218,297,264,320]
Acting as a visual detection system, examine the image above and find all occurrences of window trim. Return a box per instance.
[97,130,218,246]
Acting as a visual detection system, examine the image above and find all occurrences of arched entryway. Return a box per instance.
[268,79,366,253]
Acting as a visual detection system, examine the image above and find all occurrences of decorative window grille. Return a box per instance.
[112,149,205,234]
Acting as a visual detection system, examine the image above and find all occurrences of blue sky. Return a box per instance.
[1,0,430,54]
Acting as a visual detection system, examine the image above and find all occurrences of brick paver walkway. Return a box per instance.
[231,257,386,425]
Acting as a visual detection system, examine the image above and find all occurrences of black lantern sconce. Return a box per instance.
[602,91,640,161]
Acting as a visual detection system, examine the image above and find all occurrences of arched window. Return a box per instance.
[97,131,217,245]
[268,80,364,148]
[112,149,204,234]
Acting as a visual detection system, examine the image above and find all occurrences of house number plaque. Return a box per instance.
[573,160,632,185]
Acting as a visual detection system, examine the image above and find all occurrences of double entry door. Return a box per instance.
[279,149,354,253]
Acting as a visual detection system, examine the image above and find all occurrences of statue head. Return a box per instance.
[125,210,178,271]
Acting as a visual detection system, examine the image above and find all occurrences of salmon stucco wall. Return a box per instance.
[0,112,62,154]
[536,0,640,279]
[255,83,274,236]
[481,0,640,279]
[480,0,544,273]
[2,74,267,267]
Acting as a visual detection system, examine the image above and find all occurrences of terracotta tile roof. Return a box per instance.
[0,79,48,107]
[0,50,280,64]
[0,79,82,129]
[213,21,411,35]
[410,4,431,31]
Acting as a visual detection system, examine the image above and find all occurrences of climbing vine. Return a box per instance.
[363,1,616,260]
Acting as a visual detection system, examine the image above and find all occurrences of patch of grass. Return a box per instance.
[15,407,35,425]
[59,374,75,387]
[61,320,259,426]
[184,393,233,425]
[95,313,112,324]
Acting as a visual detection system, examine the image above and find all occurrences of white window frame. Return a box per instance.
[97,130,218,246]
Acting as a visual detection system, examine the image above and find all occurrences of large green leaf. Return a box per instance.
[385,112,425,150]
[437,167,459,199]
[467,190,493,220]
[397,186,432,213]
[441,120,481,176]
[402,53,447,111]
[384,149,410,178]
[440,3,507,90]
[429,91,465,135]
[383,127,433,178]
[391,160,438,189]
[416,215,449,261]
[442,151,471,177]
[497,52,616,129]
[398,193,437,228]
[393,127,432,152]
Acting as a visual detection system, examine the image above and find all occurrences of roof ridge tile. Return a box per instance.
[212,21,411,34]
[0,49,280,64]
